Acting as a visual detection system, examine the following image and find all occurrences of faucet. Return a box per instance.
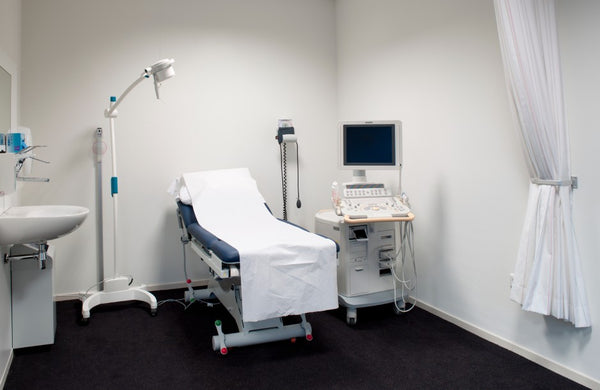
[15,145,50,182]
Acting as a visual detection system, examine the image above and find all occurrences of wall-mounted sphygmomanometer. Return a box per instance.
[276,119,301,221]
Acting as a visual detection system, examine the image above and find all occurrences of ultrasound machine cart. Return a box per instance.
[315,189,414,325]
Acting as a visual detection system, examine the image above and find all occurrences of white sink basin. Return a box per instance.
[0,205,89,246]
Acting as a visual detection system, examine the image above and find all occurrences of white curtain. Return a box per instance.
[494,0,591,327]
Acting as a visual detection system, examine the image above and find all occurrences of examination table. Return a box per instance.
[172,168,338,354]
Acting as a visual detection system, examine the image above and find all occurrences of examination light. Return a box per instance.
[147,58,176,99]
[105,58,175,118]
[82,58,176,322]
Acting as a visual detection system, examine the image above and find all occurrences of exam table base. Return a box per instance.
[81,277,158,320]
[187,284,312,355]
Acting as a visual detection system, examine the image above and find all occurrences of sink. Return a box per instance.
[0,205,89,246]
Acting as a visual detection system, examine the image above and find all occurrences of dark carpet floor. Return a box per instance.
[4,289,587,390]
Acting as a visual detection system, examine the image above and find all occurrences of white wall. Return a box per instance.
[336,0,598,384]
[20,0,338,293]
[0,0,21,384]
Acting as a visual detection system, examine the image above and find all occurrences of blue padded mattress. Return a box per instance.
[177,201,339,265]
[177,201,240,264]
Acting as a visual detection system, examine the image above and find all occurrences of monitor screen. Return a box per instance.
[340,121,402,170]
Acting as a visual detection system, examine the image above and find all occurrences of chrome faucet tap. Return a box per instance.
[15,145,50,182]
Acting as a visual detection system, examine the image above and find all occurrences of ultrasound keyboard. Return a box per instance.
[338,182,411,219]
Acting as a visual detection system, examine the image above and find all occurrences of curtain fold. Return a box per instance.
[494,0,590,327]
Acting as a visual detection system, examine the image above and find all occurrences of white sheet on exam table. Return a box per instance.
[180,168,338,322]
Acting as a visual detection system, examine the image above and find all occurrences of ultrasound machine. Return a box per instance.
[315,121,416,325]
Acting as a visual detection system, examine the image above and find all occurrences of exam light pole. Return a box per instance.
[81,59,176,322]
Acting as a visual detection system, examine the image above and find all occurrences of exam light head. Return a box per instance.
[144,58,175,99]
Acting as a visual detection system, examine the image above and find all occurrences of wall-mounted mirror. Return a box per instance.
[0,65,10,133]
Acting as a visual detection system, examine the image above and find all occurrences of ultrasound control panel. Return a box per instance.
[338,183,410,219]
[342,183,390,198]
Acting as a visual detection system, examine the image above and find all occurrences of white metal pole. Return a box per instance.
[103,74,148,279]
[109,113,118,278]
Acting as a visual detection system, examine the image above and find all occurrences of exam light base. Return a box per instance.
[81,277,158,321]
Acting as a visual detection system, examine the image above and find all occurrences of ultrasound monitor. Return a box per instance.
[339,121,402,177]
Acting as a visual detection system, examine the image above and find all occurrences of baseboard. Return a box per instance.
[0,348,13,389]
[145,279,210,292]
[416,300,598,389]
[54,279,211,302]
